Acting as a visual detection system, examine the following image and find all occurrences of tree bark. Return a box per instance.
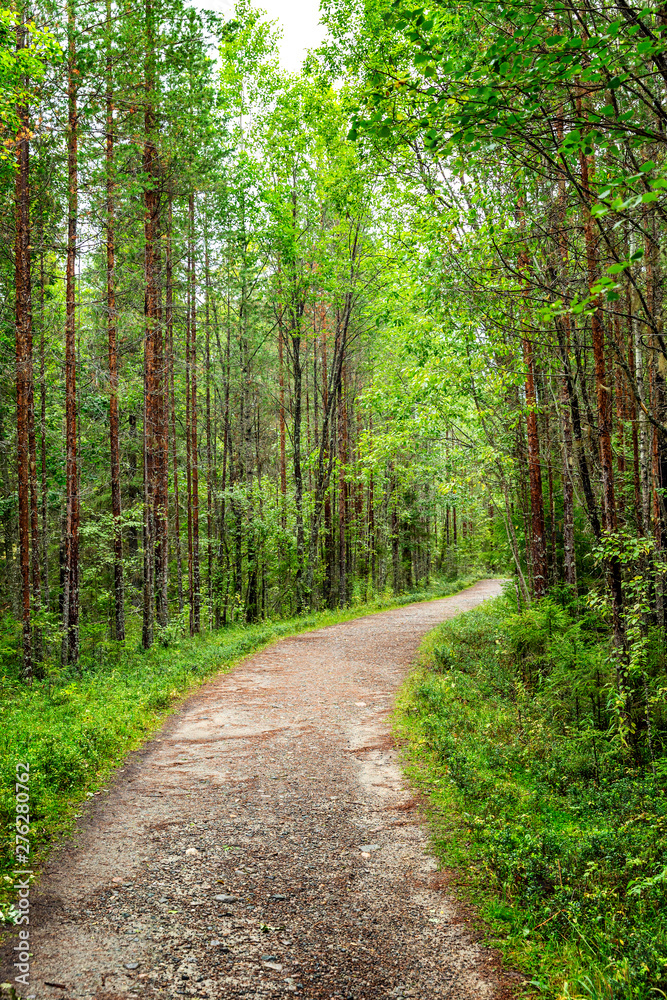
[15,6,33,679]
[142,0,158,650]
[62,0,80,667]
[167,196,183,613]
[154,235,168,631]
[189,193,201,633]
[204,233,213,627]
[581,147,626,660]
[107,0,125,640]
[39,242,49,612]
[522,326,548,599]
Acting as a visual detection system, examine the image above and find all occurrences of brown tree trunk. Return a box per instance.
[517,217,548,599]
[561,370,577,588]
[627,300,643,530]
[205,235,213,627]
[291,324,305,614]
[278,315,287,503]
[391,488,400,591]
[555,117,577,588]
[107,0,125,640]
[166,195,183,613]
[62,0,80,667]
[39,243,49,612]
[522,327,548,598]
[15,7,33,679]
[189,193,201,633]
[581,147,625,660]
[28,318,41,665]
[142,0,158,650]
[186,223,193,632]
[154,240,168,631]
[338,364,348,607]
[219,298,231,624]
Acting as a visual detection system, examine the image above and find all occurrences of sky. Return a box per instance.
[198,0,328,73]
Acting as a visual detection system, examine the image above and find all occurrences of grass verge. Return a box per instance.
[0,572,486,922]
[395,592,667,1000]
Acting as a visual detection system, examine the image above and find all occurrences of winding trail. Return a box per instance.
[3,579,508,1000]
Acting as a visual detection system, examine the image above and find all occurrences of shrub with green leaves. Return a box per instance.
[397,592,667,1000]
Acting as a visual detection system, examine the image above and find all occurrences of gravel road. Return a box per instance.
[2,579,509,1000]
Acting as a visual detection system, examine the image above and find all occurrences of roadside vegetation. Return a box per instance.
[0,572,483,923]
[397,591,667,1000]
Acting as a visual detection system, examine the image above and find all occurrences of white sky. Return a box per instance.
[198,0,327,73]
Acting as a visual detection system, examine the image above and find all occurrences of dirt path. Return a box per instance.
[3,579,507,1000]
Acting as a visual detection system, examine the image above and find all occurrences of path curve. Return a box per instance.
[3,579,506,1000]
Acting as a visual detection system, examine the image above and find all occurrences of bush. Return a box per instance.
[397,593,667,1000]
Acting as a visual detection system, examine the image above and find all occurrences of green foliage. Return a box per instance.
[397,594,667,1000]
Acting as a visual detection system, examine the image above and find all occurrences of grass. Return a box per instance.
[0,572,486,922]
[395,592,667,1000]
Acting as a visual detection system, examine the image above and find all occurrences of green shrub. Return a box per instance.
[397,594,667,1000]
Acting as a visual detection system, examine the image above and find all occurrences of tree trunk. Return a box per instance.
[338,366,348,607]
[292,325,305,614]
[142,0,158,650]
[521,310,548,598]
[62,0,80,667]
[154,238,169,631]
[189,193,201,633]
[278,313,287,504]
[39,244,49,612]
[561,376,577,589]
[107,0,125,640]
[581,147,626,662]
[15,6,33,679]
[205,235,213,628]
[166,195,183,614]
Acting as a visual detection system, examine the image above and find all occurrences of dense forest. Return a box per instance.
[4,0,667,994]
[4,0,667,745]
[2,0,490,681]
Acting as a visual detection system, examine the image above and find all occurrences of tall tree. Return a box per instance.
[14,1,33,679]
[106,0,125,641]
[62,0,80,666]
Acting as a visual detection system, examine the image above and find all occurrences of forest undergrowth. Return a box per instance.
[397,590,667,1000]
[0,571,484,923]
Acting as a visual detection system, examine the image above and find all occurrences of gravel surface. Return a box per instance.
[1,580,510,1000]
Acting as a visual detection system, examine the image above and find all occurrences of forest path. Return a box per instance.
[5,579,508,1000]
